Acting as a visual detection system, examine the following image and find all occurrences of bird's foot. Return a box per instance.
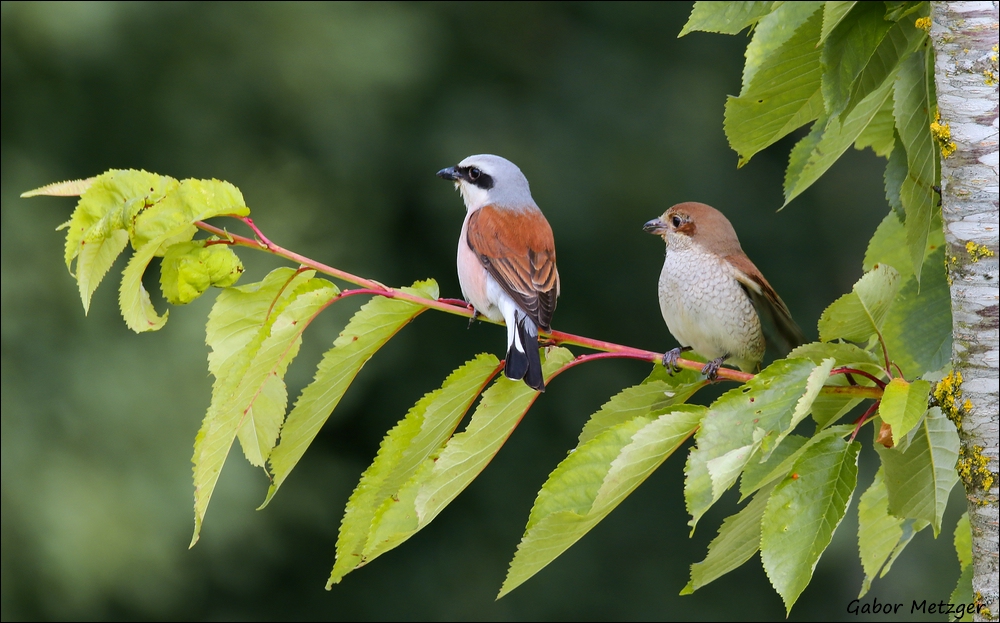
[701,356,727,383]
[467,307,481,328]
[662,346,692,374]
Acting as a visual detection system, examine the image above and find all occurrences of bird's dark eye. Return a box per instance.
[468,167,481,181]
[671,215,682,228]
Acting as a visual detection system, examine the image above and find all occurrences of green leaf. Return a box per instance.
[821,2,893,119]
[787,342,881,428]
[854,92,896,157]
[776,356,837,448]
[577,365,705,445]
[820,2,857,44]
[783,72,895,205]
[500,405,703,598]
[678,1,773,37]
[60,170,175,271]
[360,347,575,565]
[682,482,775,595]
[22,176,96,198]
[742,2,824,92]
[882,247,951,378]
[880,517,928,577]
[818,264,901,343]
[118,222,192,332]
[264,280,439,506]
[878,378,931,445]
[884,1,925,22]
[160,241,244,305]
[893,48,936,282]
[884,137,908,219]
[329,354,500,586]
[954,511,971,570]
[739,425,855,500]
[876,407,959,535]
[129,178,249,252]
[761,436,860,614]
[864,208,944,282]
[685,358,822,530]
[950,513,973,619]
[857,467,903,597]
[844,11,926,120]
[191,269,337,545]
[724,6,825,165]
[77,229,129,314]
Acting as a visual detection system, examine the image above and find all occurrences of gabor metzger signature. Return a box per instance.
[848,597,981,619]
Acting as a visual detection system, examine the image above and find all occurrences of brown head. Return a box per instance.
[643,202,744,256]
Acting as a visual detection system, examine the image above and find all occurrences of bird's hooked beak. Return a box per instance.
[643,217,668,236]
[437,166,460,181]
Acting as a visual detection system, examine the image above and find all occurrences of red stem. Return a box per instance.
[830,367,887,390]
[850,400,881,443]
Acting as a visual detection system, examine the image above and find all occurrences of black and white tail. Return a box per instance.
[504,310,544,391]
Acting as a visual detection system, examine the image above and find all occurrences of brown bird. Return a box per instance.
[644,202,804,380]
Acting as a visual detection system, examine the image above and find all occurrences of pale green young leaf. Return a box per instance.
[264,280,439,505]
[817,264,901,343]
[129,178,248,253]
[739,425,855,500]
[880,517,928,577]
[761,436,860,614]
[191,272,336,545]
[893,48,936,282]
[60,170,175,271]
[678,1,773,37]
[500,405,703,598]
[77,229,129,314]
[821,2,892,119]
[783,74,895,205]
[724,7,824,165]
[685,358,820,530]
[784,117,827,198]
[361,347,574,564]
[884,138,907,220]
[876,407,959,535]
[118,223,193,332]
[329,354,500,586]
[742,2,824,92]
[577,365,705,444]
[883,247,951,378]
[854,94,896,158]
[160,241,244,305]
[21,176,95,197]
[683,482,775,595]
[819,2,857,44]
[857,467,903,597]
[878,378,931,445]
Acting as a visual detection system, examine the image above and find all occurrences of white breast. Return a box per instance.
[657,242,764,372]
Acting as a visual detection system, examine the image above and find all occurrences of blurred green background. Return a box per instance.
[2,2,964,620]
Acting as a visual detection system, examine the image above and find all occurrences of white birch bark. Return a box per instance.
[931,2,999,620]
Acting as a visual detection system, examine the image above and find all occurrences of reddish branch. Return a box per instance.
[195,217,884,400]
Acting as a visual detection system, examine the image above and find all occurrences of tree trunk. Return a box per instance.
[930,2,999,620]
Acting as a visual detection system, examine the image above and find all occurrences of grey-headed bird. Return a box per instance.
[438,155,559,391]
[644,202,804,379]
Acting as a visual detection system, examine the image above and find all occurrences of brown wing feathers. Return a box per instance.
[467,205,559,331]
[726,253,805,354]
